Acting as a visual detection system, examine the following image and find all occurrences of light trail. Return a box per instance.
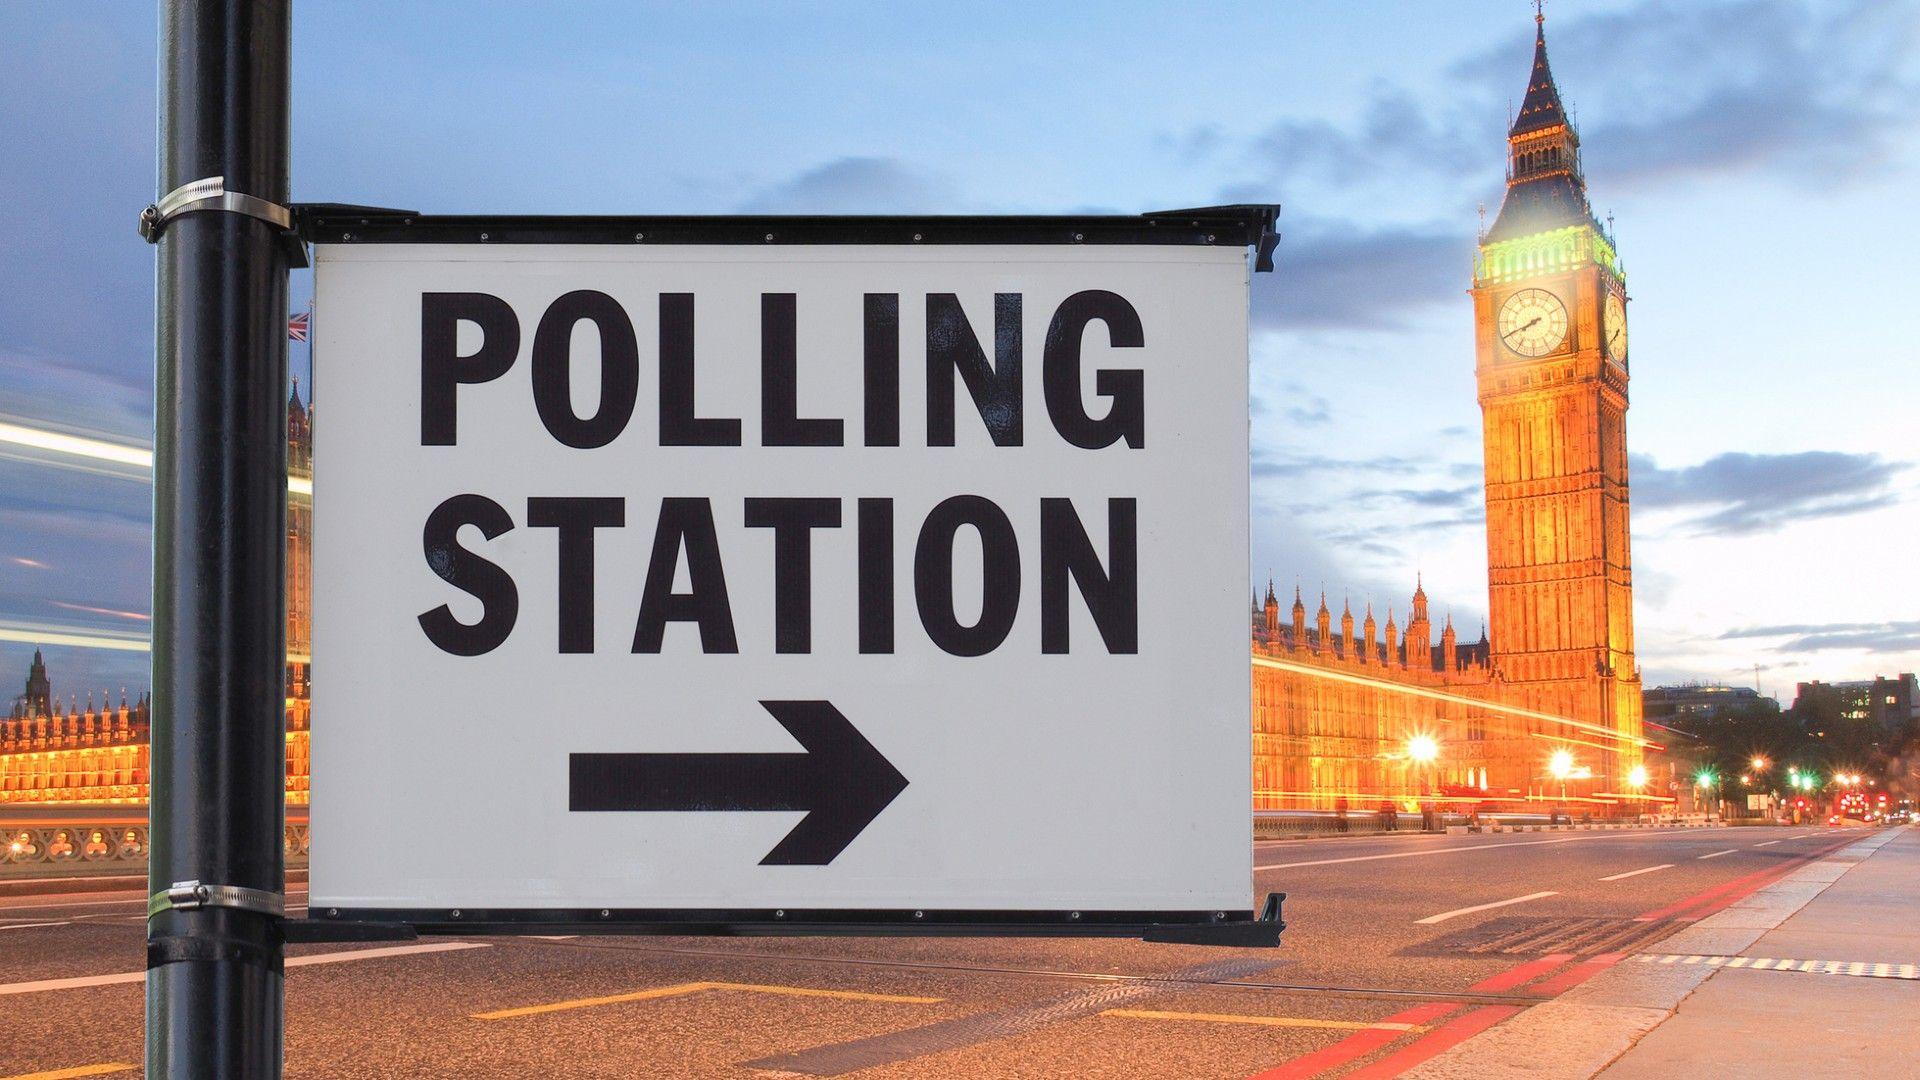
[1253,653,1653,749]
[0,418,309,497]
[0,622,149,653]
[46,601,149,623]
[0,420,150,468]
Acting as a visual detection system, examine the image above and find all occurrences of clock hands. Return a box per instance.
[1502,316,1541,342]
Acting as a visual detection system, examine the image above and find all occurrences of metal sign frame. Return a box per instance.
[291,204,1282,949]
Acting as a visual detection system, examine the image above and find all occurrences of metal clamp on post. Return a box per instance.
[140,176,308,267]
[148,880,286,920]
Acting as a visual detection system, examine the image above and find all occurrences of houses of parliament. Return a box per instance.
[2,14,1644,819]
[1252,13,1647,813]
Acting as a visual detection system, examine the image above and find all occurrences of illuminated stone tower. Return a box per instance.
[1473,11,1641,786]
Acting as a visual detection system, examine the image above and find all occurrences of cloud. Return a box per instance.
[1251,447,1436,480]
[1631,450,1908,535]
[1720,620,1920,655]
[1252,218,1467,332]
[741,157,957,213]
[1218,0,1917,225]
[1484,0,1920,188]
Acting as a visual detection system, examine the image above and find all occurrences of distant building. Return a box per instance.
[1643,684,1770,722]
[1793,674,1918,734]
[0,380,313,807]
[1251,12,1648,815]
[9,649,52,719]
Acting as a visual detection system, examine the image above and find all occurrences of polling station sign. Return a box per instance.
[306,209,1276,939]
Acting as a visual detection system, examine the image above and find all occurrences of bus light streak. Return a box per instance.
[1252,654,1652,749]
[0,419,309,497]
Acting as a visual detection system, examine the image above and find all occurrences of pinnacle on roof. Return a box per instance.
[1510,8,1568,138]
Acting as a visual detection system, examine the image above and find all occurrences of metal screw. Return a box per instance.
[341,232,353,242]
[913,910,925,919]
[1205,234,1216,243]
[1213,911,1226,920]
[479,232,490,241]
[450,909,462,919]
[1069,911,1082,920]
[1073,232,1083,242]
[912,233,923,242]
[775,909,786,919]
[764,233,775,242]
[327,908,338,918]
[600,909,611,918]
[634,232,644,241]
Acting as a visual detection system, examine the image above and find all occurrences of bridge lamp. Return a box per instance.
[1548,750,1574,781]
[1627,764,1649,788]
[1406,735,1440,764]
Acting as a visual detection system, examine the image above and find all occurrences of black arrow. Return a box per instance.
[569,700,909,865]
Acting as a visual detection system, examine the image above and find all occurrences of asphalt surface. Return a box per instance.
[0,824,1875,1079]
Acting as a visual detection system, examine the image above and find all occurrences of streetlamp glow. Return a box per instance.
[1750,756,1768,772]
[1548,750,1574,781]
[1407,735,1439,764]
[1627,764,1649,788]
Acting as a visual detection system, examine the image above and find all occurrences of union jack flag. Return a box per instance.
[288,311,310,342]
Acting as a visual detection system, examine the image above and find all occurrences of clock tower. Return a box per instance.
[1472,11,1641,788]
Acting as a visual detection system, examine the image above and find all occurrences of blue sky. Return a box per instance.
[2,0,1916,703]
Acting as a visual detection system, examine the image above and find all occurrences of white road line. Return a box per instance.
[1260,835,1588,870]
[1415,891,1558,925]
[1599,863,1673,882]
[1698,849,1737,859]
[0,920,70,931]
[1755,840,1780,847]
[0,940,488,997]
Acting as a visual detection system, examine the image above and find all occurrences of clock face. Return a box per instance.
[1603,293,1629,364]
[1496,288,1568,358]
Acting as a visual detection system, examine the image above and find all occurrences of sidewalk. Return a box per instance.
[1404,825,1918,1080]
[1599,825,1919,1079]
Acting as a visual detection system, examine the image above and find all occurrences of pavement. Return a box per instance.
[0,823,1902,1078]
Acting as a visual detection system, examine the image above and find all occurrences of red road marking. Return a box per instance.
[1244,1002,1461,1080]
[1635,837,1853,922]
[1339,1005,1525,1079]
[1465,952,1574,993]
[1523,952,1624,997]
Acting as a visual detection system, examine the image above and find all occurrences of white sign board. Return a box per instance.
[310,228,1252,925]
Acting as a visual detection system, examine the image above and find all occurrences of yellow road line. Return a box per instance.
[1103,1008,1427,1032]
[473,980,943,1020]
[2,1065,138,1080]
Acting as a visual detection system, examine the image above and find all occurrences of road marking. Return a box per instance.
[1416,891,1557,925]
[1598,863,1672,882]
[1468,954,1574,993]
[0,921,71,931]
[1698,849,1737,859]
[1755,840,1780,846]
[0,1065,137,1080]
[473,980,942,1020]
[1341,1004,1524,1079]
[744,955,1277,1076]
[1259,835,1594,870]
[1248,1002,1461,1079]
[1102,1008,1427,1032]
[1523,953,1625,997]
[0,940,488,997]
[1634,954,1920,980]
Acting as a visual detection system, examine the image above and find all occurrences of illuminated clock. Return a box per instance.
[1497,288,1567,358]
[1603,293,1629,365]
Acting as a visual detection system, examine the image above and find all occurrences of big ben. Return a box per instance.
[1473,11,1642,789]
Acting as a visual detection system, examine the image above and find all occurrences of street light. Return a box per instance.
[1548,750,1574,781]
[1627,764,1649,788]
[1407,734,1439,764]
[1750,756,1768,772]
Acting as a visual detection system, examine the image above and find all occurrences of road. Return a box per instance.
[0,824,1871,1079]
